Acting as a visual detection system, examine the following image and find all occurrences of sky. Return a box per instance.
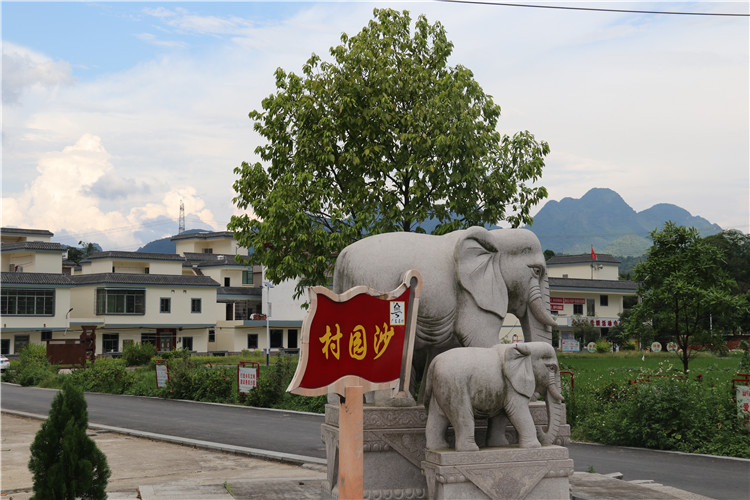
[2,1,748,251]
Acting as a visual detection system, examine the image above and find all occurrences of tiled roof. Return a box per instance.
[0,227,54,237]
[1,272,74,286]
[84,251,185,262]
[547,254,620,265]
[183,252,248,267]
[171,231,234,241]
[1,242,67,252]
[71,273,220,287]
[549,277,637,291]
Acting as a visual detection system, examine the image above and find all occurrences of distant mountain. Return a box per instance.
[137,229,210,254]
[526,188,723,257]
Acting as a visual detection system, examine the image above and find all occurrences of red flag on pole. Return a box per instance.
[591,247,597,260]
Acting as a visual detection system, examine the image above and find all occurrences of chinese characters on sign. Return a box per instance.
[155,360,169,389]
[238,361,260,394]
[287,271,421,397]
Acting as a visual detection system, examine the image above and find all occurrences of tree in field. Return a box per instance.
[67,241,100,265]
[29,381,110,499]
[703,229,750,334]
[624,222,746,374]
[229,8,550,297]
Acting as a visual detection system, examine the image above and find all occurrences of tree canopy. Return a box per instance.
[229,8,550,297]
[624,222,746,373]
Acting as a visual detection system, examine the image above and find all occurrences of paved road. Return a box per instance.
[3,383,749,500]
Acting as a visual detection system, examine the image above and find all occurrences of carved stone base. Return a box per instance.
[422,446,573,500]
[321,402,569,499]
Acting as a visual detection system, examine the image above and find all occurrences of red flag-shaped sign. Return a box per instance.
[591,247,597,260]
[287,270,422,397]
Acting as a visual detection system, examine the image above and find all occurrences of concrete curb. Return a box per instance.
[2,409,326,467]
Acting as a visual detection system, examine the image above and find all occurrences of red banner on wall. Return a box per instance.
[287,270,422,397]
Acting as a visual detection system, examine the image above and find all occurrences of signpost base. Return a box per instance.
[338,385,364,500]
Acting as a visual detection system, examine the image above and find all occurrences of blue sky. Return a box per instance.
[2,1,748,250]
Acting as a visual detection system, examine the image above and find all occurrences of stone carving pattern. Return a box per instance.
[363,488,428,499]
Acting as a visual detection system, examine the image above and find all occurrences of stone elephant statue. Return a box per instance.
[423,342,564,451]
[333,226,558,397]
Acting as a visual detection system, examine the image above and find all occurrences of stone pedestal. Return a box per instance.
[321,402,570,499]
[422,446,573,500]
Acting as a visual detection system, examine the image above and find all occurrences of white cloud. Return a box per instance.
[1,135,218,249]
[2,42,75,104]
[134,33,187,48]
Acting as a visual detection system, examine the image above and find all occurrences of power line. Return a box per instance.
[438,0,750,17]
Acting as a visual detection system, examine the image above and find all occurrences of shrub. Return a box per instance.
[123,342,157,366]
[28,381,111,499]
[594,339,611,353]
[68,358,135,394]
[15,344,56,387]
[161,348,191,361]
[242,355,326,412]
[621,340,637,351]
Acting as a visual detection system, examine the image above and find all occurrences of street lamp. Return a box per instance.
[261,268,275,366]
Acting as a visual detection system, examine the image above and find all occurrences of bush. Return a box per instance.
[28,380,111,499]
[160,348,191,361]
[595,339,611,353]
[123,342,157,366]
[242,355,325,412]
[69,358,135,394]
[15,344,56,387]
[621,340,637,351]
[161,358,236,404]
[574,377,750,458]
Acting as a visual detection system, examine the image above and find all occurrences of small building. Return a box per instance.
[501,253,637,347]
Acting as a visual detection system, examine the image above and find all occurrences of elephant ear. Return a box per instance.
[503,344,535,399]
[455,227,507,317]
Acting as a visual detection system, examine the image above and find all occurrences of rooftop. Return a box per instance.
[83,251,185,262]
[1,242,68,252]
[183,252,249,267]
[0,227,54,237]
[1,272,75,286]
[549,277,637,292]
[547,254,620,265]
[70,273,220,287]
[171,231,234,241]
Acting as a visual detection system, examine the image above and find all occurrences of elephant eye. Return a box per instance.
[529,265,543,278]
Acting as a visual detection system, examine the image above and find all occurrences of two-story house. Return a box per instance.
[1,228,74,355]
[172,231,306,354]
[500,253,637,347]
[70,251,219,354]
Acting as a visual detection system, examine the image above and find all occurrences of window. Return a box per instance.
[242,270,253,285]
[234,300,255,320]
[41,331,52,341]
[103,333,119,353]
[270,329,283,348]
[1,289,55,316]
[247,334,258,349]
[224,277,230,287]
[203,248,213,254]
[288,329,298,349]
[141,333,157,346]
[145,267,149,274]
[587,299,595,317]
[160,297,171,313]
[191,298,202,313]
[573,304,583,315]
[14,335,30,353]
[208,329,216,343]
[225,303,233,320]
[1,339,9,355]
[600,295,609,307]
[182,336,193,351]
[96,289,145,315]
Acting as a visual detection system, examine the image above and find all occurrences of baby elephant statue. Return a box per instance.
[424,342,564,452]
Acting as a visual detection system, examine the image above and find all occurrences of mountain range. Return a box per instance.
[525,188,723,257]
[134,188,723,259]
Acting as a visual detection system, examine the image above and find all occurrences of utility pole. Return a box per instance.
[178,200,186,234]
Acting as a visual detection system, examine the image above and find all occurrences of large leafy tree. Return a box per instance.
[229,9,550,297]
[625,222,746,373]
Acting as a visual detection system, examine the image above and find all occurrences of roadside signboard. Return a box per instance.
[238,361,260,394]
[651,342,662,352]
[562,338,580,352]
[667,342,678,352]
[287,270,422,398]
[736,385,750,428]
[287,270,422,500]
[587,342,596,353]
[155,360,169,388]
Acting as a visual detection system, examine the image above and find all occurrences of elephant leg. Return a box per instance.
[425,396,451,450]
[453,410,479,452]
[486,411,511,447]
[506,398,541,448]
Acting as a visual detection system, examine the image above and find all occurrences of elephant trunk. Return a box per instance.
[538,369,564,446]
[528,280,558,329]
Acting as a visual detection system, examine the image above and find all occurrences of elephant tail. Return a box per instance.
[422,359,436,411]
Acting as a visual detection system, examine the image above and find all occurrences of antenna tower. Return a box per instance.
[178,200,186,234]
